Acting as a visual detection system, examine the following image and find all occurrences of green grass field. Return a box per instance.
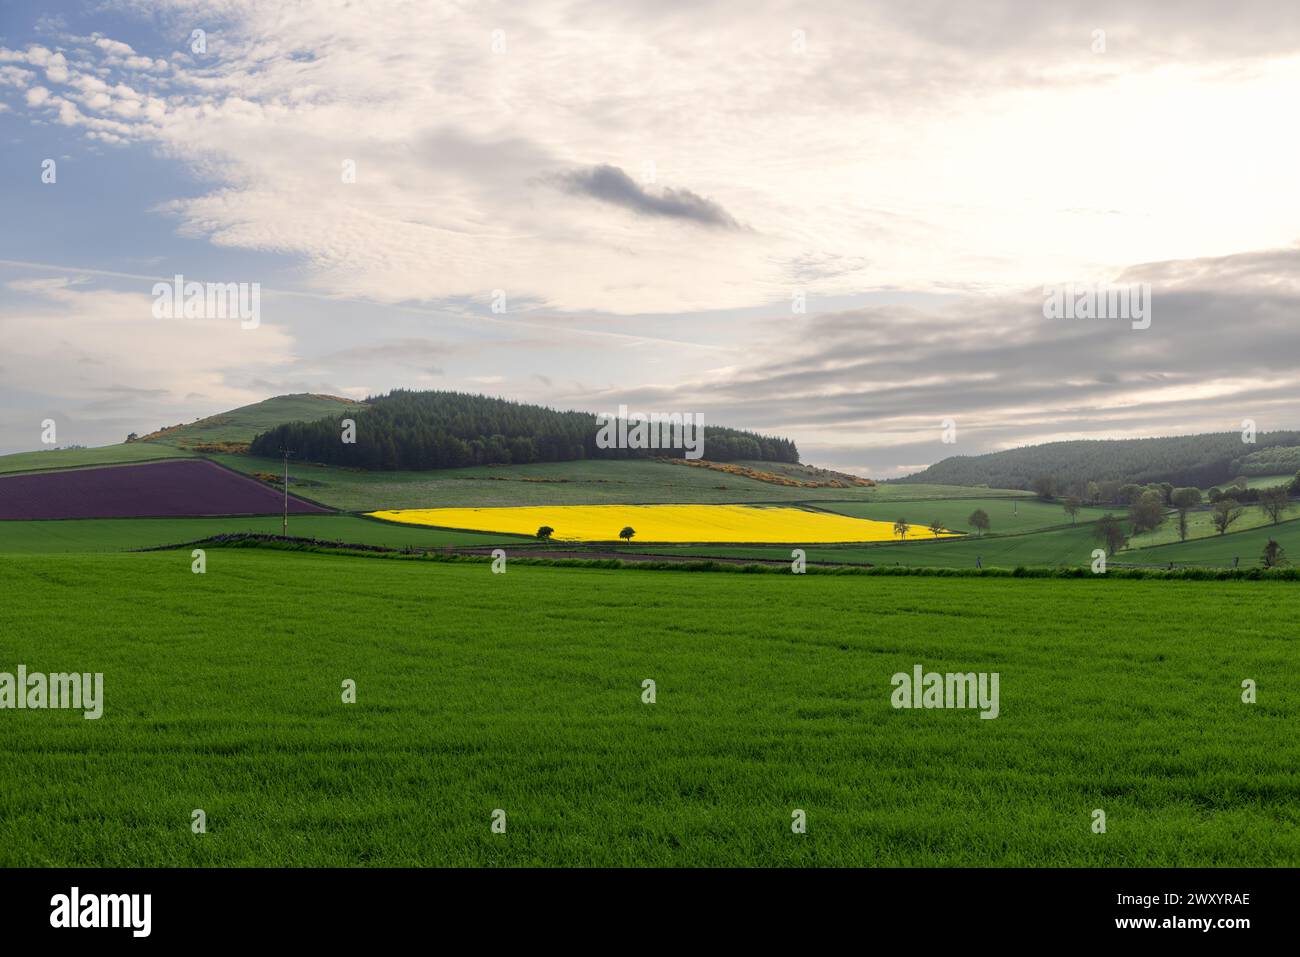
[1,423,1292,575]
[611,524,1102,568]
[205,453,1042,511]
[0,515,523,553]
[1124,516,1300,567]
[1124,503,1295,549]
[206,454,897,509]
[1241,474,1295,489]
[0,443,194,475]
[814,498,1105,534]
[1,549,1295,867]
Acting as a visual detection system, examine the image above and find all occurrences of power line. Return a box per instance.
[279,447,295,536]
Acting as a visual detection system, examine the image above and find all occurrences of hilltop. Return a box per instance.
[133,394,366,452]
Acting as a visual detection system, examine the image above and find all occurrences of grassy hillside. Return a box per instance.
[898,431,1300,490]
[0,394,360,474]
[1123,516,1300,568]
[211,453,1029,510]
[210,454,866,509]
[1125,502,1292,549]
[1242,474,1296,489]
[0,443,194,475]
[2,549,1295,866]
[142,394,365,449]
[0,515,523,554]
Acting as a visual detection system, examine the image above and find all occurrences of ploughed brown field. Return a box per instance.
[0,459,330,520]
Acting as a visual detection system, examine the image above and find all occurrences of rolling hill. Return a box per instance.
[137,393,367,451]
[897,431,1300,490]
[249,389,799,470]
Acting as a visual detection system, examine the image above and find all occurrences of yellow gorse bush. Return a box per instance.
[664,458,875,488]
[368,504,957,544]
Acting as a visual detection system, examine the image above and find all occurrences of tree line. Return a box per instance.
[249,389,799,470]
[1087,474,1299,555]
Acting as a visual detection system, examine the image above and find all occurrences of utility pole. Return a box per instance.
[280,447,294,536]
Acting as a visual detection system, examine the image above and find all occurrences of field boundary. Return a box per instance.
[142,534,1300,579]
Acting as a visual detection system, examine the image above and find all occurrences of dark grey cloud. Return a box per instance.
[549,164,741,229]
[560,244,1300,476]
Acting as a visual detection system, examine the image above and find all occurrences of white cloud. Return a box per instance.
[2,2,1296,316]
[92,37,135,58]
[0,64,34,86]
[0,275,298,448]
[3,2,1300,468]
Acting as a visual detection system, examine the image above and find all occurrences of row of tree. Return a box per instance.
[1032,471,1300,507]
[894,474,1297,550]
[1093,481,1296,553]
[890,519,948,540]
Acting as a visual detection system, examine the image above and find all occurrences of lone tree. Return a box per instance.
[1128,489,1166,535]
[1259,485,1291,525]
[1171,487,1202,542]
[1262,538,1287,568]
[1212,498,1243,536]
[536,525,554,541]
[893,518,911,541]
[1094,513,1127,556]
[619,526,635,542]
[968,509,991,537]
[928,520,944,539]
[1063,496,1081,525]
[1031,475,1056,501]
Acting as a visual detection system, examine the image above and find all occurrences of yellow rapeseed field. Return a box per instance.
[367,504,957,543]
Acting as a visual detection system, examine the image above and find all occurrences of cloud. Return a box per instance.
[549,164,741,229]
[2,2,1300,468]
[2,4,1298,314]
[0,275,296,452]
[546,243,1300,475]
[320,338,455,366]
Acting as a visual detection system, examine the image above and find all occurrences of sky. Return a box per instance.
[1,0,1298,476]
